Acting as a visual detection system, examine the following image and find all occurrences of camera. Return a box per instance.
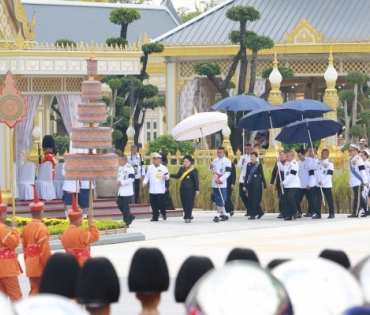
[133,165,138,174]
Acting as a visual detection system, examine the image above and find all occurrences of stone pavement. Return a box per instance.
[18,211,370,315]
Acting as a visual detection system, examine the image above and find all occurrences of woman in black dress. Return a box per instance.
[170,155,199,223]
[243,151,266,220]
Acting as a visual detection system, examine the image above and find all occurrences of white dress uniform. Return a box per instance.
[362,159,370,203]
[314,158,335,217]
[208,157,231,189]
[298,158,316,189]
[127,153,146,203]
[117,163,135,225]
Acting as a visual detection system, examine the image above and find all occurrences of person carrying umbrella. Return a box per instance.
[170,155,199,223]
[208,147,231,223]
[242,152,266,220]
[278,151,301,221]
[348,145,368,218]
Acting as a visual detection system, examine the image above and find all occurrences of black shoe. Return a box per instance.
[126,225,129,228]
[150,218,158,221]
[248,216,255,220]
[230,211,234,217]
[129,215,135,226]
[303,213,313,217]
[312,214,321,219]
[297,212,302,218]
[361,213,368,217]
[245,213,251,217]
[162,214,167,220]
[327,214,335,219]
[213,216,219,223]
[220,215,229,221]
[191,216,194,220]
[293,212,298,220]
[277,214,285,219]
[348,214,358,218]
[257,212,264,219]
[284,217,292,221]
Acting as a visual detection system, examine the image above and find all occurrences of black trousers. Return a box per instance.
[284,188,299,218]
[277,186,288,217]
[247,183,263,217]
[180,188,195,219]
[117,196,134,225]
[296,188,315,214]
[134,179,140,204]
[225,185,234,213]
[150,193,166,218]
[314,187,334,215]
[165,190,175,210]
[352,186,367,215]
[239,183,249,212]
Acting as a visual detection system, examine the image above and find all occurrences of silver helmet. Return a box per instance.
[185,261,293,315]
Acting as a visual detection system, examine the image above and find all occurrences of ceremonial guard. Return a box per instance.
[77,257,120,315]
[296,148,316,218]
[22,185,51,295]
[117,155,136,227]
[243,152,266,220]
[348,144,368,218]
[0,189,22,301]
[303,148,319,217]
[237,144,256,215]
[42,135,57,179]
[278,151,300,221]
[143,153,170,221]
[127,145,145,204]
[61,194,100,266]
[313,149,335,219]
[128,248,169,315]
[225,151,236,216]
[208,147,231,223]
[270,151,287,218]
[170,155,199,223]
[360,150,370,216]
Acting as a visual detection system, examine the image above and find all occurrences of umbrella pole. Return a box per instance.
[200,128,226,207]
[307,124,326,206]
[242,111,245,146]
[268,112,284,195]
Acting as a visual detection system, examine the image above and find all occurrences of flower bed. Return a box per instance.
[5,217,126,236]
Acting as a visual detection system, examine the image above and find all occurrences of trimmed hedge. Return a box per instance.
[5,217,126,236]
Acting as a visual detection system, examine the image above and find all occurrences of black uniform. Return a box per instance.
[225,162,236,214]
[270,162,287,217]
[160,156,176,211]
[171,167,199,220]
[244,162,266,217]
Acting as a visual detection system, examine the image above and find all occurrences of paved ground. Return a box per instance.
[18,211,370,315]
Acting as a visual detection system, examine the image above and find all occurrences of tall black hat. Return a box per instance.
[39,253,80,299]
[319,249,351,269]
[128,248,169,293]
[226,248,260,265]
[42,135,55,149]
[175,256,214,303]
[76,257,120,307]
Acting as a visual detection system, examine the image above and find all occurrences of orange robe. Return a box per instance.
[61,225,100,266]
[21,220,51,295]
[0,223,22,301]
[43,153,57,179]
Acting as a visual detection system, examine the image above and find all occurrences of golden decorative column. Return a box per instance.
[124,118,135,155]
[28,116,42,165]
[322,50,346,169]
[222,125,233,160]
[265,53,283,167]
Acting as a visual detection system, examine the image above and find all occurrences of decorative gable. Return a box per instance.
[285,17,323,44]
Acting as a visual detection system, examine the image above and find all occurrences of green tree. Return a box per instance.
[54,136,70,156]
[109,8,141,39]
[261,66,294,80]
[177,1,216,23]
[55,39,76,48]
[338,90,355,143]
[147,134,195,156]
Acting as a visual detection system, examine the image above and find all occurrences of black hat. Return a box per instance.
[76,257,120,307]
[42,135,55,149]
[226,248,260,265]
[266,259,290,270]
[128,248,169,293]
[319,249,351,269]
[183,155,193,163]
[159,152,168,165]
[175,256,214,303]
[39,253,80,299]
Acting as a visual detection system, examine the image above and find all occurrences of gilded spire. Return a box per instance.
[273,51,278,68]
[328,45,334,65]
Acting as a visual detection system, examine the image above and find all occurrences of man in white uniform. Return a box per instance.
[117,155,135,227]
[237,143,258,216]
[278,151,300,221]
[143,153,170,221]
[127,145,146,204]
[208,147,231,223]
[348,144,368,218]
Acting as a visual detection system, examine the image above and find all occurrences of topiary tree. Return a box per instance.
[261,66,294,80]
[55,39,76,48]
[338,89,355,143]
[54,136,70,155]
[109,8,141,39]
[105,37,128,48]
[147,134,196,156]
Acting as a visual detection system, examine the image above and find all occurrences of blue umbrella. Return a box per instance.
[237,105,303,130]
[211,95,270,111]
[275,118,343,144]
[281,99,333,115]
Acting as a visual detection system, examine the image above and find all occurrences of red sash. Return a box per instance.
[66,248,90,259]
[25,244,40,258]
[0,248,17,259]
